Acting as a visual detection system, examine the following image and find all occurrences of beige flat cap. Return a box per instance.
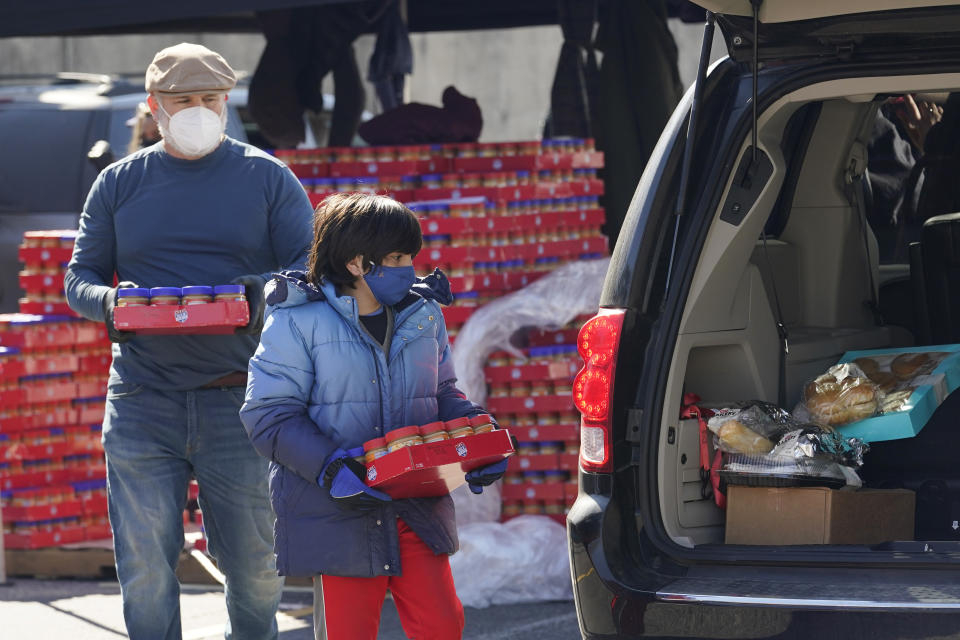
[145,42,237,94]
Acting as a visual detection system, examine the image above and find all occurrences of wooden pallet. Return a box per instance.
[4,541,310,587]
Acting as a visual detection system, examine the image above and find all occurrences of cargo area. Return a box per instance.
[658,73,960,553]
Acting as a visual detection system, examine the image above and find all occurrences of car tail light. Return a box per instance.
[573,309,625,473]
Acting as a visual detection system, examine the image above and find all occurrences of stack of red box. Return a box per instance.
[18,230,80,317]
[0,313,112,548]
[484,317,591,525]
[0,231,113,550]
[274,138,608,341]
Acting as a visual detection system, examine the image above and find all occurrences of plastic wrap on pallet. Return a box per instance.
[449,515,571,608]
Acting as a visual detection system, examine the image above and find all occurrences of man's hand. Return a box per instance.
[891,93,943,151]
[319,449,392,509]
[232,274,267,335]
[103,281,139,343]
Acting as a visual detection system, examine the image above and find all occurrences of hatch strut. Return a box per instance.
[750,0,761,166]
[663,10,715,299]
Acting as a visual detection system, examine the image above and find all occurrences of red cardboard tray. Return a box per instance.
[365,429,515,499]
[441,306,475,327]
[328,160,419,177]
[487,394,575,415]
[501,482,565,501]
[3,524,86,549]
[18,246,74,266]
[113,301,249,335]
[507,453,560,472]
[18,271,65,293]
[2,498,83,522]
[18,298,79,317]
[484,360,580,384]
[508,424,580,443]
[452,154,574,173]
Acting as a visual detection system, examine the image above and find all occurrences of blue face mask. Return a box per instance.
[364,264,415,306]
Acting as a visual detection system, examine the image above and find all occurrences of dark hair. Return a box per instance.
[306,193,422,287]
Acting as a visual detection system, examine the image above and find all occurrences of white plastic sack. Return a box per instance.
[450,515,573,608]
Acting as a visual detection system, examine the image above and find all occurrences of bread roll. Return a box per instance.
[866,370,898,393]
[717,419,774,454]
[891,352,931,380]
[881,389,914,413]
[854,357,880,377]
[806,380,878,425]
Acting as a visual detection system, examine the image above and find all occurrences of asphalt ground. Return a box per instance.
[0,577,581,640]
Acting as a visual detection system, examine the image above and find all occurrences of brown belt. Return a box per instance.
[201,371,248,388]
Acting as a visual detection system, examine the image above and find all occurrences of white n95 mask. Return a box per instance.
[157,103,226,157]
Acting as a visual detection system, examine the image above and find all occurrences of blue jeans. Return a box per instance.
[103,380,283,640]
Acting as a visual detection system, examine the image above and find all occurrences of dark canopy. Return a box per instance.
[0,1,560,38]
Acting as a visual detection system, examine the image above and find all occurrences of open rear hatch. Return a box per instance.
[639,0,960,598]
[700,0,960,62]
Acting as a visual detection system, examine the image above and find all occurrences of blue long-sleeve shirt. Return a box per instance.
[65,138,313,391]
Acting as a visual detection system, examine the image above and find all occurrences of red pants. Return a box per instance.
[313,519,465,640]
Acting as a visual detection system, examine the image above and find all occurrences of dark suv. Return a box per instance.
[568,2,960,638]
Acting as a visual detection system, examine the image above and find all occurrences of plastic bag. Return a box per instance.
[799,362,880,426]
[706,401,798,454]
[770,426,869,469]
[449,516,572,608]
[710,401,869,488]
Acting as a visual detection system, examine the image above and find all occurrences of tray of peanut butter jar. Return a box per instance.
[822,344,960,442]
[364,419,515,499]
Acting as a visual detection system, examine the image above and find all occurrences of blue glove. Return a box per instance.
[319,449,392,509]
[465,458,509,495]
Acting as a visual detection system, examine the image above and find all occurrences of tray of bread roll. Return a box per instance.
[814,345,960,442]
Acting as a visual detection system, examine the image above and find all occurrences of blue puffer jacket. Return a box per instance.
[239,270,486,578]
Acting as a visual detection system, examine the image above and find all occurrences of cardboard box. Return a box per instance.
[113,301,248,335]
[725,485,915,545]
[365,429,514,499]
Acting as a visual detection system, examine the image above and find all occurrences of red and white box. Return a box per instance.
[113,301,249,335]
[366,429,515,499]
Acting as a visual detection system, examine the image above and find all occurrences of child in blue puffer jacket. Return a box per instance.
[239,193,507,640]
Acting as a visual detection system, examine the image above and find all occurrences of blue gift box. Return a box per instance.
[833,344,960,442]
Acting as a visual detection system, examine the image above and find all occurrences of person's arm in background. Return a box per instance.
[265,164,314,277]
[64,171,118,322]
[234,164,314,335]
[891,93,944,153]
[240,308,339,482]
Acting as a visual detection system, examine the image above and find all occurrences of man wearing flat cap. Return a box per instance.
[66,42,311,640]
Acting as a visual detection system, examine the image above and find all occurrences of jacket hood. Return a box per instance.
[264,270,326,315]
[264,268,454,314]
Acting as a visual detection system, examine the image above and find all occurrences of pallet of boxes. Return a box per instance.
[272,138,606,345]
[0,230,209,578]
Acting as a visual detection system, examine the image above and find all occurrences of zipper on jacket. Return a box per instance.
[369,344,387,433]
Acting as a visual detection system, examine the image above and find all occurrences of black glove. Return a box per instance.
[319,449,392,509]
[231,274,267,335]
[103,281,139,343]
